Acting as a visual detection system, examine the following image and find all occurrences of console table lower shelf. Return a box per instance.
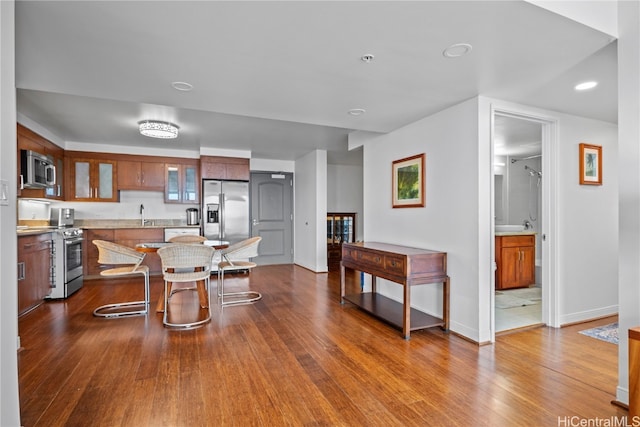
[342,292,446,332]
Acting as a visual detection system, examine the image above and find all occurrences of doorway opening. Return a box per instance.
[493,113,545,333]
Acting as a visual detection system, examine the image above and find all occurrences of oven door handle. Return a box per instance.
[64,238,83,245]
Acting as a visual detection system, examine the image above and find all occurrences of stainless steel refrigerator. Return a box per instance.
[201,180,249,244]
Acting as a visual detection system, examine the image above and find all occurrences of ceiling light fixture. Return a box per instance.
[348,108,366,116]
[443,43,473,58]
[139,120,179,139]
[575,81,598,91]
[171,81,193,91]
[361,54,375,63]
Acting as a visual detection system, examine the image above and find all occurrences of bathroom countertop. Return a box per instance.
[495,231,537,236]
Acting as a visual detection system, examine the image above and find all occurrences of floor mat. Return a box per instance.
[579,322,619,344]
[495,293,538,309]
[502,287,542,301]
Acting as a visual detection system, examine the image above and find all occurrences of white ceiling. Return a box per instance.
[15,1,617,165]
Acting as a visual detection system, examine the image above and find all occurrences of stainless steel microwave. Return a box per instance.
[20,149,56,188]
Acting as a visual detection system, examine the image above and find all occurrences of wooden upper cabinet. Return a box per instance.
[117,160,165,191]
[200,156,249,181]
[67,156,118,202]
[17,123,65,199]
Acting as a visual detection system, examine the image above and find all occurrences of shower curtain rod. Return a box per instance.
[511,154,541,163]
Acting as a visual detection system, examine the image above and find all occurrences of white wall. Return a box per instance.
[555,111,618,324]
[617,0,640,406]
[294,150,327,272]
[1,0,21,424]
[327,163,363,241]
[359,95,618,343]
[362,98,484,341]
[250,158,295,173]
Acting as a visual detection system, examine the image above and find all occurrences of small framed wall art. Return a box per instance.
[392,153,425,208]
[579,143,602,185]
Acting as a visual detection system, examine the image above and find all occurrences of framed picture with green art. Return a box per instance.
[579,143,602,186]
[392,153,425,208]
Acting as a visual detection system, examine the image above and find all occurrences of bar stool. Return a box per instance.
[92,240,150,318]
[157,244,215,329]
[217,236,262,306]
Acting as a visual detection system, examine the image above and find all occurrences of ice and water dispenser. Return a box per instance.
[207,204,219,224]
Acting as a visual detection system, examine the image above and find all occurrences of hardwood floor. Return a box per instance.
[18,265,625,426]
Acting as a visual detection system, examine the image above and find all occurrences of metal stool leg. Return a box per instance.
[218,267,262,306]
[93,271,150,318]
[163,276,212,329]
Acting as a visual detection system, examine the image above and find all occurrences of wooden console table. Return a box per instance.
[340,242,449,339]
[630,327,640,417]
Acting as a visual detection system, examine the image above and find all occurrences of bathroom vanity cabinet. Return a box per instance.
[495,234,535,290]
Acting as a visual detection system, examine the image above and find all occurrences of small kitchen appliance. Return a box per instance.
[186,208,199,225]
[50,207,75,227]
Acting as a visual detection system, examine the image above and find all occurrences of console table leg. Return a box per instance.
[340,264,345,304]
[442,276,450,332]
[403,281,411,340]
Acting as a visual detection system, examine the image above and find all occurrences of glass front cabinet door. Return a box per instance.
[326,212,356,271]
[165,163,199,203]
[69,158,117,202]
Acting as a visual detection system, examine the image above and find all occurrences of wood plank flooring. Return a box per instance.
[18,265,626,426]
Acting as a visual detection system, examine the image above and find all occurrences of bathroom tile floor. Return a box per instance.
[495,286,542,332]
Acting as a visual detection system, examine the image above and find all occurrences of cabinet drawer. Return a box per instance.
[18,234,52,254]
[355,250,384,268]
[342,247,359,262]
[384,255,405,275]
[499,235,534,248]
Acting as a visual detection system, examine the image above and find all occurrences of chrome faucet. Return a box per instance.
[140,204,145,226]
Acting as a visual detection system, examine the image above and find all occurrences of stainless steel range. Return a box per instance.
[46,208,83,299]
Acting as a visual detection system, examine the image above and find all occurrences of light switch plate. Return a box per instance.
[0,179,9,205]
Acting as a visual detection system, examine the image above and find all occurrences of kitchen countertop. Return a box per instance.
[17,226,56,236]
[75,219,200,229]
[17,220,200,235]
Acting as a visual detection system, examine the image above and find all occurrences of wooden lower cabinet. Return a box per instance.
[495,234,535,290]
[84,228,164,277]
[18,233,53,316]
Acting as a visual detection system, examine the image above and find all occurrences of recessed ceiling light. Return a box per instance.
[171,81,193,91]
[348,109,366,116]
[361,54,375,63]
[443,43,473,58]
[574,81,598,91]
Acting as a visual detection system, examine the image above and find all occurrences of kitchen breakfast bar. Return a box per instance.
[340,241,450,340]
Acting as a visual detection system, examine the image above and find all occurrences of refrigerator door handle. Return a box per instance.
[220,193,225,239]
